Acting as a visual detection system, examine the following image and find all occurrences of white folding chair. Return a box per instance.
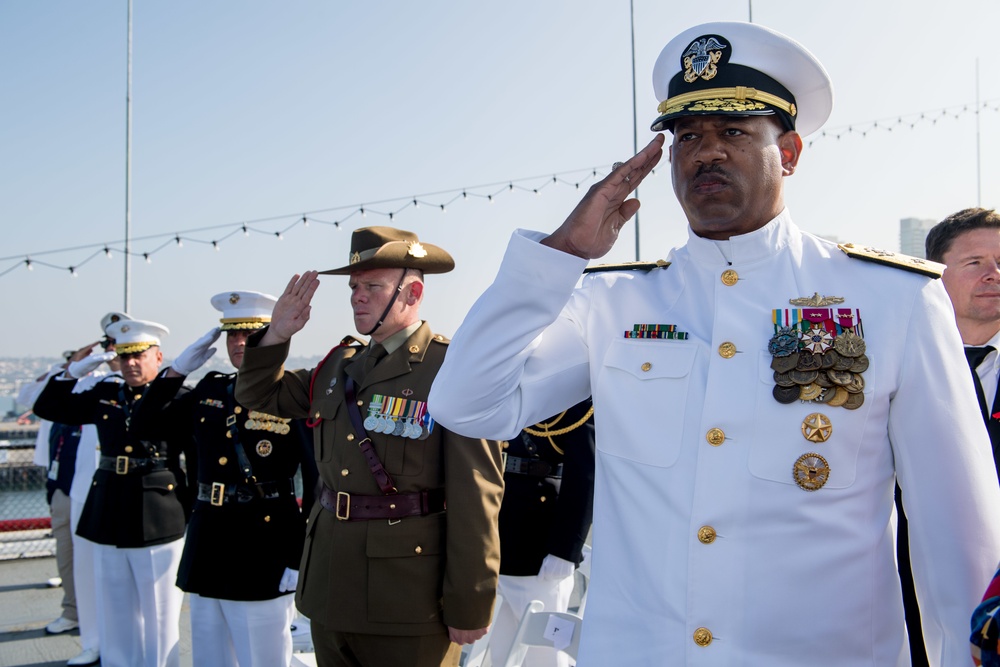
[502,600,583,667]
[460,592,504,667]
[572,543,592,617]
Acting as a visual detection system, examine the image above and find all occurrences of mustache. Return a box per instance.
[695,164,729,178]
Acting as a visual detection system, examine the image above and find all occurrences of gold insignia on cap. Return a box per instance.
[789,292,845,307]
[229,293,240,304]
[121,325,130,333]
[256,440,273,457]
[407,242,428,259]
[110,314,120,323]
[682,36,727,83]
[801,413,833,443]
[350,251,361,265]
[793,452,830,491]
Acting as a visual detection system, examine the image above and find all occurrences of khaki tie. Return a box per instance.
[362,344,387,377]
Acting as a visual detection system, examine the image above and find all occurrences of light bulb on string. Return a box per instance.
[104,247,113,259]
[440,205,446,213]
[213,241,220,252]
[360,207,366,218]
[69,267,78,278]
[242,225,249,237]
[175,236,183,248]
[413,198,418,209]
[25,259,33,271]
[301,216,308,227]
[275,232,283,240]
[143,253,152,264]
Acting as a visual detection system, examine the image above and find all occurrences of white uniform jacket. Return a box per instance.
[428,211,1000,666]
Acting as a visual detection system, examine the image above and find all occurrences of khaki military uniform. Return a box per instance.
[236,322,503,664]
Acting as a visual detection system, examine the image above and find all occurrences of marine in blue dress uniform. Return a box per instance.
[141,290,318,667]
[34,318,190,667]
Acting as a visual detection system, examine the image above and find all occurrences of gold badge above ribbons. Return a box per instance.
[256,440,273,457]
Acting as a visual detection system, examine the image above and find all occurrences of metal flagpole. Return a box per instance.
[630,0,640,260]
[124,0,133,313]
[976,57,981,207]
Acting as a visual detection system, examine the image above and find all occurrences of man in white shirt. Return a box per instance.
[428,21,1000,666]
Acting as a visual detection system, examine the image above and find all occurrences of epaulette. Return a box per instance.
[837,243,944,278]
[339,335,366,348]
[583,259,671,274]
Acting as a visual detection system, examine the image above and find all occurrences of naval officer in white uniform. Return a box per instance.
[428,21,1000,666]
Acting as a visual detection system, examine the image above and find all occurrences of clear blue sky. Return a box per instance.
[2,0,998,359]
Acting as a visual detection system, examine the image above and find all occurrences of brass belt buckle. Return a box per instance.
[210,482,226,507]
[335,491,350,520]
[115,456,129,475]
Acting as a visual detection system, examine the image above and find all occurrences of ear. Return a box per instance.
[406,280,424,304]
[778,131,803,176]
[154,348,164,365]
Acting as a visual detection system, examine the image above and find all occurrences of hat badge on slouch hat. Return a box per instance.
[321,226,454,276]
[650,21,834,137]
[210,291,278,331]
[104,319,169,355]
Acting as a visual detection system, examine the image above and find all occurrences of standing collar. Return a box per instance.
[684,209,796,267]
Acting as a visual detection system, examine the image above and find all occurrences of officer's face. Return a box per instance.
[941,227,1000,341]
[226,330,251,369]
[348,267,422,341]
[669,115,801,240]
[118,346,163,387]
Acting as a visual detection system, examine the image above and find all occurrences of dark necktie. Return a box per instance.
[362,344,387,377]
[965,345,995,424]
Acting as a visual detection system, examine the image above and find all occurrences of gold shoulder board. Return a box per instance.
[837,243,944,279]
[583,259,671,274]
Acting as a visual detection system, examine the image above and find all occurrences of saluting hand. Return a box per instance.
[261,271,320,346]
[542,134,664,259]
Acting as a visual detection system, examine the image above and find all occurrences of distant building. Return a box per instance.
[900,217,936,258]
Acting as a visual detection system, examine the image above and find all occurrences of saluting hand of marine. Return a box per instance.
[541,134,664,259]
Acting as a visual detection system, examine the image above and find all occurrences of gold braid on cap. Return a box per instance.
[522,405,595,455]
[219,317,271,331]
[658,86,797,117]
[115,342,154,355]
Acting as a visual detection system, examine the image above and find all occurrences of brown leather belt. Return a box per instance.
[319,484,445,522]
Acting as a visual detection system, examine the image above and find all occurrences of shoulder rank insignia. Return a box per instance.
[583,259,671,274]
[837,243,944,278]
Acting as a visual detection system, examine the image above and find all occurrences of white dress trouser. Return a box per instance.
[490,572,575,667]
[70,498,99,653]
[189,592,296,667]
[93,539,184,667]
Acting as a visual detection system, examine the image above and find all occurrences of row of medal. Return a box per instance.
[624,323,689,339]
[363,394,435,440]
[244,410,292,435]
[767,308,868,410]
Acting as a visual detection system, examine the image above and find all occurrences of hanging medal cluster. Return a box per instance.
[244,410,292,435]
[767,302,868,411]
[363,394,434,440]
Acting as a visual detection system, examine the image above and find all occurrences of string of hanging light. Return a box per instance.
[3,96,998,282]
